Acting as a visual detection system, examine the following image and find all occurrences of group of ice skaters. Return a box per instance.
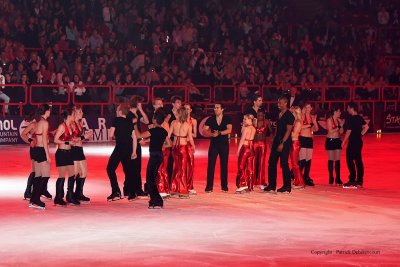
[21,104,93,210]
[236,95,369,194]
[22,94,368,209]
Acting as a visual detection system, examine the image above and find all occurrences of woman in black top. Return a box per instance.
[106,103,137,201]
[136,108,171,208]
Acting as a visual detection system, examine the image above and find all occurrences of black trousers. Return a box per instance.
[206,141,229,190]
[146,152,163,203]
[268,140,292,189]
[346,141,364,183]
[127,144,143,194]
[167,147,173,184]
[107,146,132,193]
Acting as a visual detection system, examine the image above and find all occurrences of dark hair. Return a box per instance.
[170,95,182,103]
[347,102,358,112]
[129,95,141,108]
[152,97,163,106]
[327,107,341,118]
[61,107,73,120]
[34,104,51,121]
[154,107,166,125]
[214,102,225,109]
[278,95,288,103]
[252,94,262,103]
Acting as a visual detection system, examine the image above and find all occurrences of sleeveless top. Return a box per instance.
[59,122,72,141]
[72,121,83,138]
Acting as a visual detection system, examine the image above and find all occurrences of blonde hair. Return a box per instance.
[178,107,188,123]
[244,114,255,126]
[291,106,302,120]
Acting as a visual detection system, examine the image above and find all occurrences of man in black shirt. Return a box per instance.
[137,108,170,208]
[126,96,149,198]
[342,103,369,188]
[106,104,137,201]
[202,103,232,192]
[264,96,295,193]
[244,94,264,118]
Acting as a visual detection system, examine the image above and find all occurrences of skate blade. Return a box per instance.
[29,203,45,210]
[263,190,277,194]
[342,186,358,189]
[107,197,124,202]
[67,202,81,206]
[79,200,90,204]
[148,205,163,209]
[292,186,305,190]
[41,196,52,200]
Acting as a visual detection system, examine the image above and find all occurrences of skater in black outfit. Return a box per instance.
[107,103,138,201]
[342,103,369,188]
[28,104,51,209]
[202,103,232,193]
[264,96,295,193]
[126,96,149,198]
[136,108,171,208]
[21,113,38,200]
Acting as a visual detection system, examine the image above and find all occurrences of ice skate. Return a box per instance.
[107,191,123,201]
[148,201,163,209]
[235,186,249,194]
[188,189,197,195]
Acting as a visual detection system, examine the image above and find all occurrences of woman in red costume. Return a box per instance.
[71,106,93,203]
[253,111,272,190]
[185,103,197,195]
[54,108,80,206]
[168,107,195,198]
[236,114,256,193]
[290,106,305,189]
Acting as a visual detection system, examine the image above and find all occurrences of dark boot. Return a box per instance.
[304,160,315,186]
[328,160,334,184]
[24,172,35,200]
[335,160,343,185]
[54,178,67,206]
[299,159,306,176]
[66,176,80,205]
[107,189,123,201]
[29,177,46,209]
[41,177,53,199]
[75,176,90,202]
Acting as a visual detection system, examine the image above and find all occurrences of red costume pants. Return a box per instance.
[290,140,305,186]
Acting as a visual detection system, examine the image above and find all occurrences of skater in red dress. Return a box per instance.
[185,103,197,195]
[253,111,272,190]
[169,107,195,198]
[236,114,256,193]
[290,106,305,189]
